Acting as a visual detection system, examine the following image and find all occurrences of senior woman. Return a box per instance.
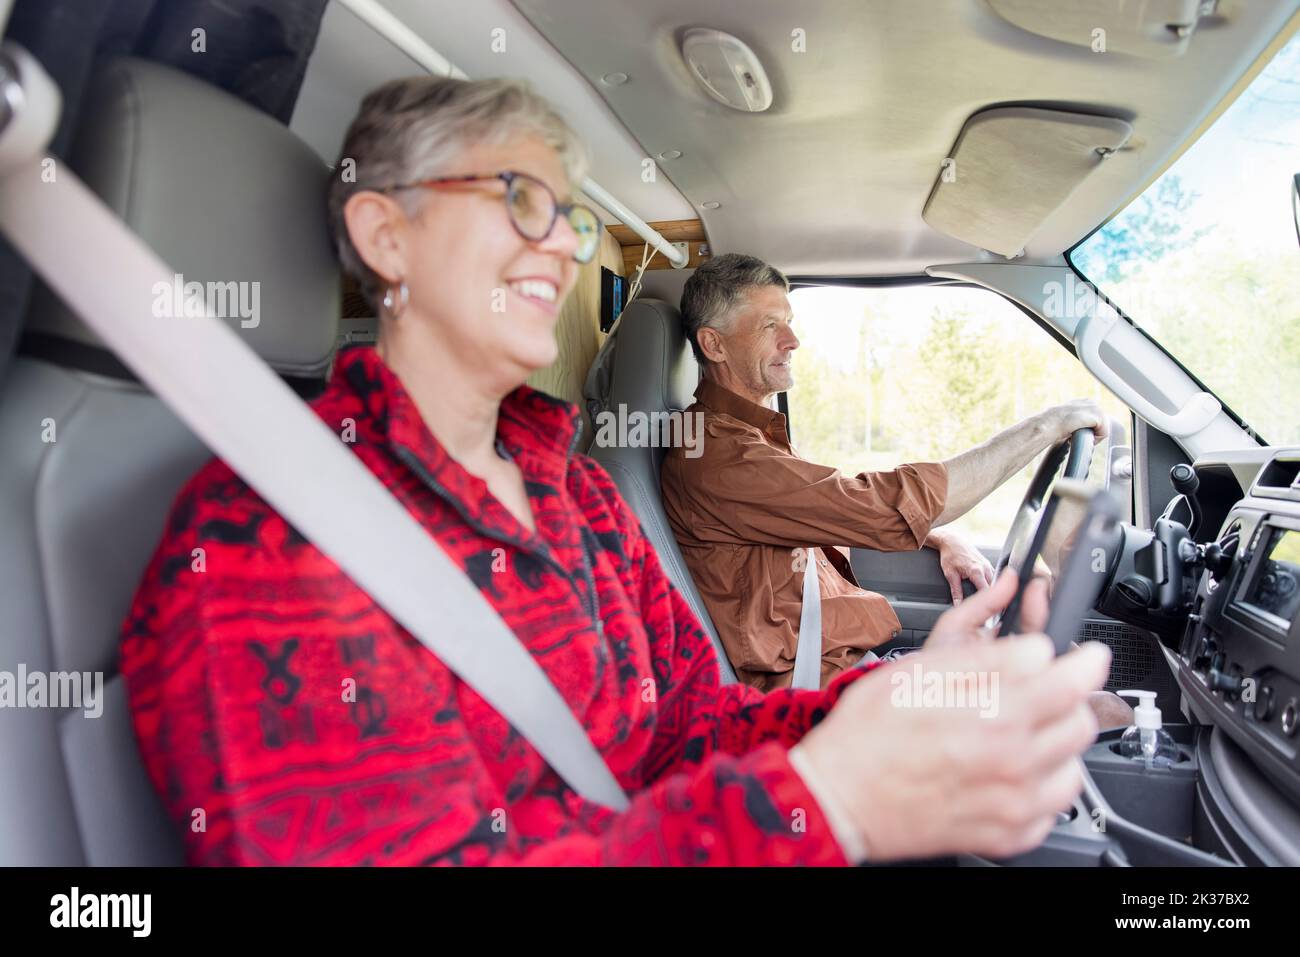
[120,76,1110,866]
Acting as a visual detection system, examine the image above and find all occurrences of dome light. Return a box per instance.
[680,28,773,112]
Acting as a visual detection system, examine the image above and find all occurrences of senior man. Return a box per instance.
[661,253,1112,694]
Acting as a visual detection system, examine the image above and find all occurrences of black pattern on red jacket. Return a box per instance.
[120,345,873,865]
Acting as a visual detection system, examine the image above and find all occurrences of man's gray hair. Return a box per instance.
[327,75,590,307]
[680,253,789,365]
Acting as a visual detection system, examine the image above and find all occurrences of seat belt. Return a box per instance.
[0,43,629,811]
[791,547,822,690]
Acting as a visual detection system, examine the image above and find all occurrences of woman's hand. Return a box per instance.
[794,570,1110,862]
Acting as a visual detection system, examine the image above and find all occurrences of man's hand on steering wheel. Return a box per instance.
[994,406,1108,583]
[1046,399,1110,444]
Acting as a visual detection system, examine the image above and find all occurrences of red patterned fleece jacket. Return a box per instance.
[120,345,872,865]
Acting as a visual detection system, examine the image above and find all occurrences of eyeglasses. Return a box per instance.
[380,170,601,265]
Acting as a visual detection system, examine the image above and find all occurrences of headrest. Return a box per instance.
[26,58,339,378]
[585,298,699,421]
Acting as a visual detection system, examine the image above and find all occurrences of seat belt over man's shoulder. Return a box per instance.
[792,547,822,690]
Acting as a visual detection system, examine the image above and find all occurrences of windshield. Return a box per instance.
[1070,33,1300,447]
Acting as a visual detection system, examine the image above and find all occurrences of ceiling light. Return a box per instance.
[658,149,682,160]
[701,201,721,210]
[601,72,629,86]
[679,28,773,112]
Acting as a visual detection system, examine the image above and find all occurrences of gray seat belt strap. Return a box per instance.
[0,44,630,811]
[792,547,822,690]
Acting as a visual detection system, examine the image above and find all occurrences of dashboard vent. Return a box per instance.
[1251,451,1300,502]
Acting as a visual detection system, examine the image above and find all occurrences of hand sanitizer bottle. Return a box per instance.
[1116,690,1180,769]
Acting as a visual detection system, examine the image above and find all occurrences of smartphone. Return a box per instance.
[998,479,1122,654]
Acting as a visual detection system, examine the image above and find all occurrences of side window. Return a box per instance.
[785,284,1130,546]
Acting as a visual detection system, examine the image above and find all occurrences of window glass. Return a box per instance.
[787,284,1130,546]
[1071,35,1300,446]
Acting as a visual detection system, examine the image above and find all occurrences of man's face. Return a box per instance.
[704,284,799,403]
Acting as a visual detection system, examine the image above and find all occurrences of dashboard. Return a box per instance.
[1171,448,1300,806]
[1034,445,1300,865]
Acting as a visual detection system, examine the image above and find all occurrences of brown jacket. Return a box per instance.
[661,379,948,691]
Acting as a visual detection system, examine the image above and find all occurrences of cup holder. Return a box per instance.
[1106,742,1191,764]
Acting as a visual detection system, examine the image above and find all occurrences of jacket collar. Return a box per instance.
[696,376,790,445]
[331,345,583,494]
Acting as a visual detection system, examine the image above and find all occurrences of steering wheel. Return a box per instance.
[993,428,1096,581]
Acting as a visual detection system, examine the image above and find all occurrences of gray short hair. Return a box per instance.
[679,253,789,365]
[327,76,590,307]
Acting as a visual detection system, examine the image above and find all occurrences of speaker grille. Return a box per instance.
[1078,618,1180,714]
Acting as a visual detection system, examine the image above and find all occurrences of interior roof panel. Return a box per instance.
[291,0,697,226]
[512,0,1299,275]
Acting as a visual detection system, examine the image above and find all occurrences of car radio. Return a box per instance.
[1224,521,1300,641]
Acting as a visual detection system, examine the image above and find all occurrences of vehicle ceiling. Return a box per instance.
[294,0,1299,276]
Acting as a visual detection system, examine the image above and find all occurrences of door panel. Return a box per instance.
[850,545,997,650]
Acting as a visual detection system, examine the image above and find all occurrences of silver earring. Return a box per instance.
[381,280,409,320]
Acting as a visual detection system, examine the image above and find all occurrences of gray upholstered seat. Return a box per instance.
[587,299,737,684]
[0,58,338,864]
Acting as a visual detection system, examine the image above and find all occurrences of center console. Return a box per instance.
[969,723,1300,866]
[967,449,1300,866]
[1175,452,1300,808]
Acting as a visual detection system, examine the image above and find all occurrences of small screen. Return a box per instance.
[1242,529,1300,625]
[599,268,625,333]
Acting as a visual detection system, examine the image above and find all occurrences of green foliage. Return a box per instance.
[1098,241,1300,446]
[905,311,1006,458]
[1078,176,1209,285]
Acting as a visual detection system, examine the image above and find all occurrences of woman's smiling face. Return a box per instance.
[402,135,582,380]
[347,133,584,389]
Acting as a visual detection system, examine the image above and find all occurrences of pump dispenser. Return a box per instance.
[1116,690,1180,768]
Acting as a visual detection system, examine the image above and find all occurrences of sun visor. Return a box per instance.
[922,107,1132,258]
[987,0,1211,57]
